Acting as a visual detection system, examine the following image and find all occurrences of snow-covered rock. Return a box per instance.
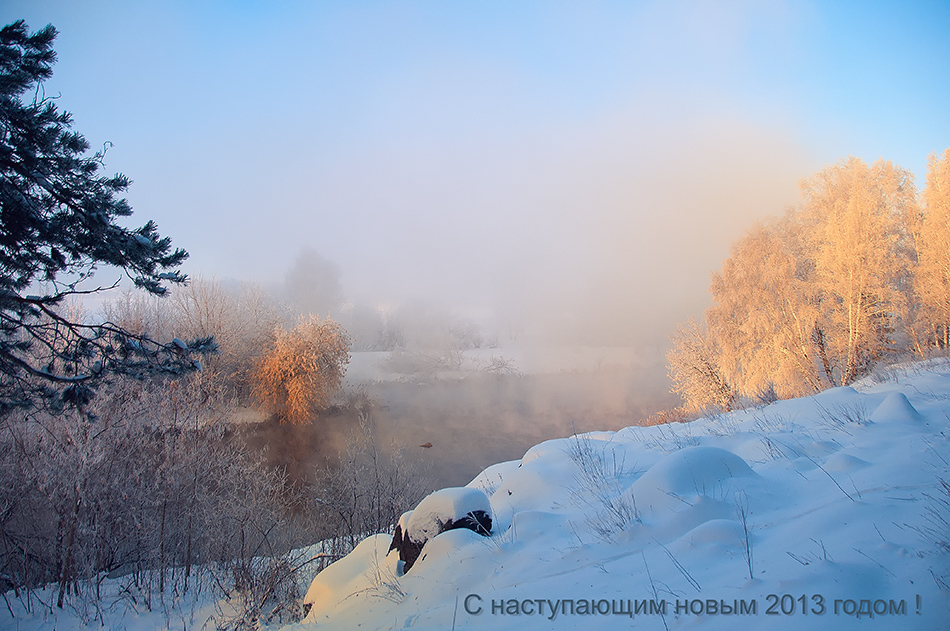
[406,486,492,543]
[387,487,493,573]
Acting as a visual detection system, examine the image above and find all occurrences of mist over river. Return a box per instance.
[247,346,680,490]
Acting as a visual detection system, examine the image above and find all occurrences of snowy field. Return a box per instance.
[4,360,949,630]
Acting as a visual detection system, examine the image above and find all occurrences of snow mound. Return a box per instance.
[824,452,871,472]
[507,509,575,544]
[413,526,488,572]
[520,437,572,464]
[869,391,924,424]
[632,446,756,517]
[682,517,745,546]
[302,534,393,622]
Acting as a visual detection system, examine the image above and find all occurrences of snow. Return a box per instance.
[291,360,950,630]
[630,446,757,518]
[0,585,224,631]
[4,360,950,630]
[302,534,394,620]
[396,509,413,533]
[869,391,925,425]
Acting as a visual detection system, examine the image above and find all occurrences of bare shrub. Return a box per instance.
[0,373,300,618]
[645,421,701,453]
[913,476,950,590]
[702,412,741,437]
[813,400,870,433]
[309,406,429,563]
[642,406,692,427]
[476,355,520,375]
[566,434,640,541]
[735,491,754,580]
[378,348,462,381]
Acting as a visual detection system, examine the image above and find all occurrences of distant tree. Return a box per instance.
[0,21,212,412]
[253,315,350,424]
[914,149,950,351]
[282,247,343,317]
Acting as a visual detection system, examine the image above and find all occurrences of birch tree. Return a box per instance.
[800,158,916,385]
[667,318,736,413]
[669,155,924,411]
[914,149,950,351]
[706,217,826,400]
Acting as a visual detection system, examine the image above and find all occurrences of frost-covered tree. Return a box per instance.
[101,278,283,400]
[800,158,917,385]
[253,315,350,424]
[667,317,736,413]
[669,156,924,411]
[0,21,212,412]
[167,277,280,396]
[914,149,950,351]
[0,374,297,610]
[706,217,826,399]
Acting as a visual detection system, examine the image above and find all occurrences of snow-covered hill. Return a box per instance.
[292,360,950,630]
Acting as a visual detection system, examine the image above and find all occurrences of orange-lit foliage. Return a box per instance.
[253,316,351,424]
[669,155,930,412]
[915,150,950,350]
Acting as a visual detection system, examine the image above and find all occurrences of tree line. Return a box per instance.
[668,151,950,413]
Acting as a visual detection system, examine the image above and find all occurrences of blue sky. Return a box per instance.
[4,0,949,342]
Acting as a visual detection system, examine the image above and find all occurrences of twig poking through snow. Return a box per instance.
[736,491,754,580]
